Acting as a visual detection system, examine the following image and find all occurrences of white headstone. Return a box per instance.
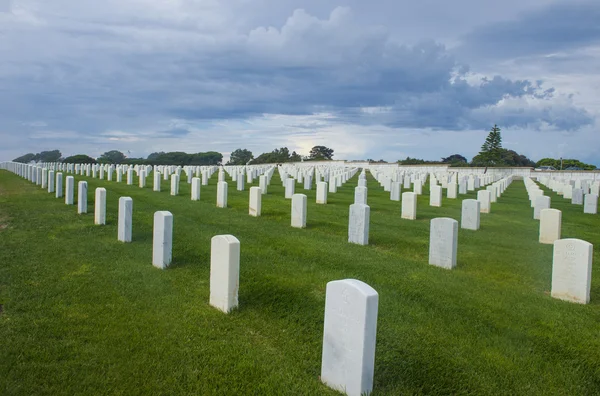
[217,181,228,208]
[354,186,368,205]
[429,218,458,269]
[153,171,161,192]
[390,182,401,201]
[477,190,491,214]
[534,195,551,220]
[584,194,598,214]
[48,170,55,193]
[539,209,561,244]
[430,185,442,207]
[127,169,133,185]
[316,182,328,204]
[170,174,180,196]
[447,182,457,199]
[139,170,146,188]
[461,199,480,230]
[259,175,268,194]
[321,279,378,396]
[209,235,240,313]
[237,174,245,191]
[56,173,63,198]
[348,204,370,245]
[285,178,295,199]
[191,177,201,201]
[65,176,74,205]
[572,189,583,205]
[118,197,133,242]
[249,186,262,217]
[95,188,106,225]
[401,192,417,220]
[41,168,48,189]
[551,239,593,304]
[77,181,88,214]
[291,194,307,228]
[152,211,173,269]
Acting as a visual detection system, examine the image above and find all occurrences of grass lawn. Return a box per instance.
[1,169,599,395]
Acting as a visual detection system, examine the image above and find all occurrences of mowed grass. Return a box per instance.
[0,169,599,395]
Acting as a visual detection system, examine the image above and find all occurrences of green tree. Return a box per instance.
[36,150,62,163]
[289,151,302,162]
[536,158,596,170]
[227,149,254,165]
[308,146,334,160]
[475,124,503,166]
[13,153,36,163]
[63,154,97,164]
[97,150,126,164]
[441,154,467,165]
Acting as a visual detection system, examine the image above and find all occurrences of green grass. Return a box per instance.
[0,169,599,395]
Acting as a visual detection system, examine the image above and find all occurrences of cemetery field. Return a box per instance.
[1,169,599,395]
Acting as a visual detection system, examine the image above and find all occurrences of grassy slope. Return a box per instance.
[0,169,599,395]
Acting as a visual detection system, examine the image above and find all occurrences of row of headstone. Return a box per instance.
[536,176,598,214]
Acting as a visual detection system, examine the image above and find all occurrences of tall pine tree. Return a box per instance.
[477,124,503,165]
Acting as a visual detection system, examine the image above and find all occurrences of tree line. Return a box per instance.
[10,128,596,169]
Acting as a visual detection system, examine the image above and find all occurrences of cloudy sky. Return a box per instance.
[1,0,599,164]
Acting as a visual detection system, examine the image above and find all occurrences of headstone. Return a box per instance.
[486,185,497,203]
[259,175,268,194]
[539,209,561,244]
[348,204,370,245]
[430,185,442,207]
[41,169,48,189]
[401,192,417,220]
[139,169,146,188]
[390,182,401,201]
[413,181,422,195]
[551,239,593,304]
[202,171,209,186]
[459,180,467,195]
[65,176,75,205]
[170,174,179,196]
[429,218,458,269]
[127,169,133,185]
[534,195,551,220]
[56,173,63,198]
[77,181,88,214]
[48,170,55,193]
[249,186,262,217]
[209,235,240,313]
[572,188,583,205]
[304,175,313,190]
[291,194,307,228]
[358,179,367,188]
[285,178,295,199]
[461,199,480,230]
[329,178,338,193]
[118,197,133,242]
[95,188,106,225]
[152,211,173,269]
[584,194,598,214]
[217,181,228,208]
[321,279,378,396]
[237,174,245,191]
[477,190,491,213]
[191,177,201,201]
[154,171,161,192]
[316,182,328,204]
[447,182,457,199]
[354,186,367,205]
